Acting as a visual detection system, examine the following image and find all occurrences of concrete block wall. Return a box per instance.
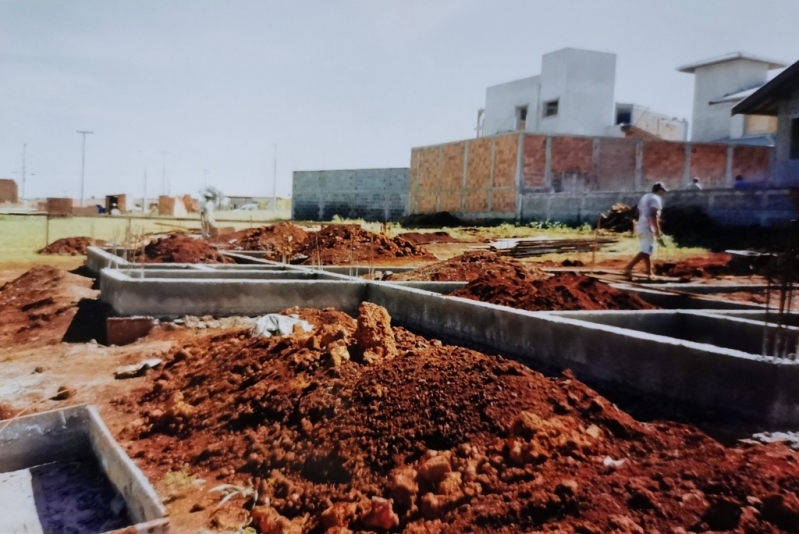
[519,189,798,227]
[410,133,773,220]
[292,168,409,222]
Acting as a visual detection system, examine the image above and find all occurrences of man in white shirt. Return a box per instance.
[200,193,217,239]
[624,182,667,280]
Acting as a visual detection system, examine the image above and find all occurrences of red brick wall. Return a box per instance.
[550,136,593,176]
[46,198,73,215]
[492,134,518,188]
[732,146,770,182]
[522,135,547,188]
[690,144,727,188]
[643,142,684,190]
[595,138,636,191]
[0,179,18,203]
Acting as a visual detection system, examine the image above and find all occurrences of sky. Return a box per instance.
[1,0,798,202]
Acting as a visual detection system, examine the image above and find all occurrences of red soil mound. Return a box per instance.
[451,269,656,311]
[298,225,435,265]
[654,253,734,280]
[38,236,106,255]
[0,266,96,345]
[133,234,235,264]
[123,303,798,532]
[398,231,461,245]
[215,223,308,260]
[390,251,547,282]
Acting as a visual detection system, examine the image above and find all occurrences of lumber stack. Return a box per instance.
[489,237,618,258]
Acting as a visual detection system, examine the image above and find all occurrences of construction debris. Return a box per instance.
[601,203,636,233]
[489,237,617,258]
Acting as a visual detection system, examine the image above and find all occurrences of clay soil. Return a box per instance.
[133,234,236,264]
[398,232,461,246]
[121,303,799,533]
[38,236,106,256]
[653,253,736,280]
[297,225,436,265]
[0,266,97,346]
[451,269,656,311]
[215,223,309,260]
[389,251,547,283]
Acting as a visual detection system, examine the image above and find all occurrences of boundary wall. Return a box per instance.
[409,132,773,221]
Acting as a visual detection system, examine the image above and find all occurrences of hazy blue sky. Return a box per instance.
[1,0,797,201]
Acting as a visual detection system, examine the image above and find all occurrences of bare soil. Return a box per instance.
[133,234,235,264]
[389,251,547,283]
[38,237,106,256]
[451,270,656,311]
[119,303,799,533]
[298,225,436,265]
[398,232,461,246]
[214,223,309,260]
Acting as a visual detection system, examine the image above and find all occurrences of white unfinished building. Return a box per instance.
[478,48,687,141]
[677,52,785,145]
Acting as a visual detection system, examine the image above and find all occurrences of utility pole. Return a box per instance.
[21,143,26,200]
[272,144,277,211]
[76,130,93,207]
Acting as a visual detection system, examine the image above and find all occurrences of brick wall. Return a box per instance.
[0,179,18,204]
[522,135,547,188]
[46,198,73,215]
[732,146,771,182]
[292,169,409,222]
[643,142,685,190]
[596,138,636,191]
[689,144,728,188]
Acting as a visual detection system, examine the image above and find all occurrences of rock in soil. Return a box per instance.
[124,304,798,533]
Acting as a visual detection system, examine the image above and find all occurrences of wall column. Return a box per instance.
[544,136,553,190]
[634,141,643,191]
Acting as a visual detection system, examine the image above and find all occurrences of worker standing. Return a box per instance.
[200,192,217,239]
[624,182,667,280]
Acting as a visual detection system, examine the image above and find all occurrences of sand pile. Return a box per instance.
[215,223,308,260]
[0,266,96,345]
[389,251,547,282]
[38,237,105,255]
[451,270,655,311]
[298,225,435,265]
[124,303,797,532]
[133,234,235,264]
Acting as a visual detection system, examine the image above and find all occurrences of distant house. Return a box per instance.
[678,52,785,145]
[0,178,18,204]
[478,48,687,141]
[733,58,799,185]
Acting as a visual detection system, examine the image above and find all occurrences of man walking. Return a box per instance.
[200,192,217,239]
[624,182,667,280]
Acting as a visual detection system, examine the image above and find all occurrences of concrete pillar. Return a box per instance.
[461,141,469,213]
[488,137,496,212]
[634,141,643,191]
[515,133,525,221]
[436,146,443,212]
[591,137,601,191]
[544,136,553,190]
[683,143,692,187]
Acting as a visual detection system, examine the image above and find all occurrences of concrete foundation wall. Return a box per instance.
[520,188,797,227]
[292,168,410,222]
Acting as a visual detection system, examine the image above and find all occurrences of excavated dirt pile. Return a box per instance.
[654,253,735,280]
[215,223,309,260]
[398,232,461,246]
[451,269,656,311]
[389,251,547,283]
[0,266,96,345]
[123,303,799,533]
[133,234,235,264]
[38,236,106,255]
[297,225,436,265]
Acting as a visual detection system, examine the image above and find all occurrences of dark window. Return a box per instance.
[791,118,799,160]
[616,110,632,124]
[518,106,528,121]
[516,106,528,130]
[544,99,559,118]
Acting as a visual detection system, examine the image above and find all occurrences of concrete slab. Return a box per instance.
[0,405,168,532]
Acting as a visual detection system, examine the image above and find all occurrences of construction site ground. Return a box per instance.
[0,220,785,533]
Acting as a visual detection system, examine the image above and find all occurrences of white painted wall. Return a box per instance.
[539,48,616,136]
[630,106,688,141]
[482,76,540,135]
[690,60,770,141]
[481,48,615,137]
